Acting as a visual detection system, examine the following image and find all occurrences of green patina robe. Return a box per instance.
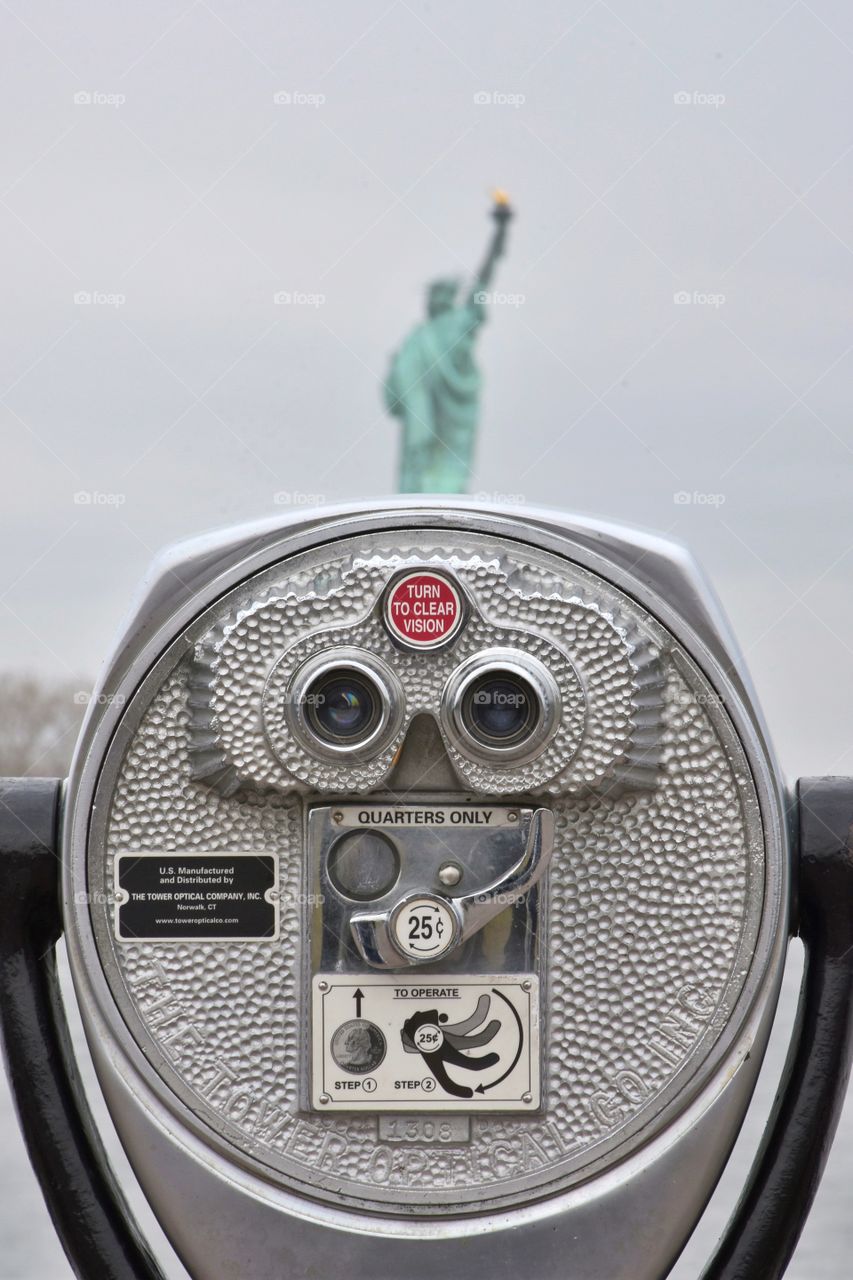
[385,296,486,494]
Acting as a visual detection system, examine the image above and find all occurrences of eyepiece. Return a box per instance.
[441,649,561,765]
[462,672,537,747]
[286,649,404,760]
[305,668,381,744]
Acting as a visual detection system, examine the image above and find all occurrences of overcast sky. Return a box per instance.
[2,2,853,1274]
[3,0,853,782]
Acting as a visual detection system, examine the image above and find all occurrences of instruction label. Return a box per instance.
[312,973,539,1112]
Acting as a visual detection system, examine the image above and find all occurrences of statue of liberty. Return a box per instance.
[384,193,514,494]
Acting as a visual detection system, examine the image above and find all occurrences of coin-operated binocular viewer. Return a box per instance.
[2,502,853,1280]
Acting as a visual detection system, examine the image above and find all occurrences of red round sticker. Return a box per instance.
[384,571,463,649]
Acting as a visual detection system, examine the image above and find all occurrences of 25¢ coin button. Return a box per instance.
[392,896,458,961]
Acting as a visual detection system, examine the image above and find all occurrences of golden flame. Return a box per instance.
[491,188,510,206]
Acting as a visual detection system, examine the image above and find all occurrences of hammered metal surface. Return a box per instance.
[90,531,763,1215]
[187,547,663,796]
[262,614,586,793]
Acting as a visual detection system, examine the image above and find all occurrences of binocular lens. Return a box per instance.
[282,648,404,762]
[462,672,538,747]
[441,650,560,765]
[305,669,381,744]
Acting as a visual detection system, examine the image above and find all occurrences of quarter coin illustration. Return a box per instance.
[331,1019,387,1074]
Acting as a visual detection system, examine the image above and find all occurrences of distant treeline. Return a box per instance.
[0,674,90,776]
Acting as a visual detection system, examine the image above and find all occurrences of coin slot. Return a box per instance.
[328,830,401,902]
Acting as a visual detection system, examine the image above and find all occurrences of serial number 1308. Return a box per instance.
[378,1116,470,1144]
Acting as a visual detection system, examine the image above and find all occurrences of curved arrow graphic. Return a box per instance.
[475,988,524,1094]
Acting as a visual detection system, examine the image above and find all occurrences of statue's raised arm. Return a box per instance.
[466,190,514,306]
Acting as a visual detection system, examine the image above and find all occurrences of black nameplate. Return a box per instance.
[115,853,278,941]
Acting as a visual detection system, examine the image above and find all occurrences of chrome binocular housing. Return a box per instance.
[59,500,789,1280]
